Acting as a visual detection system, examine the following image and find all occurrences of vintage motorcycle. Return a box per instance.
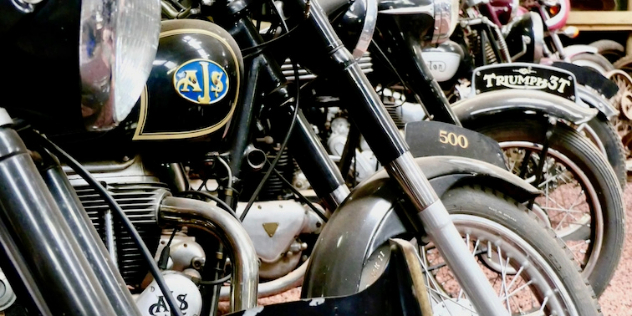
[406,0,626,296]
[0,0,601,316]
[269,0,625,298]
[444,0,628,186]
[514,0,632,175]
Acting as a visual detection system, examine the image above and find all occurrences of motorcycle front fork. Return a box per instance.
[0,108,140,316]
[294,2,510,316]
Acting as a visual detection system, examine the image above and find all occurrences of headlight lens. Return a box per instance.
[432,0,459,45]
[79,0,161,131]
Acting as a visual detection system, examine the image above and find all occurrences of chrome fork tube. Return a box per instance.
[0,109,117,315]
[291,2,508,314]
[386,152,509,316]
[40,163,141,315]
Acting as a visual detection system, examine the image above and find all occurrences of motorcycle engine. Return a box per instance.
[66,157,177,290]
[67,153,325,288]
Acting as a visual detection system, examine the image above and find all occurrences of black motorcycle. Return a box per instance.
[0,0,601,315]
[264,0,624,298]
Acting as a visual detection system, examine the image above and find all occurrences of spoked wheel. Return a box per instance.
[470,117,625,296]
[606,69,632,171]
[412,186,601,316]
[502,143,598,261]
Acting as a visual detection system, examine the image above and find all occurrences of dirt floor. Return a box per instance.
[596,184,632,316]
[222,186,632,315]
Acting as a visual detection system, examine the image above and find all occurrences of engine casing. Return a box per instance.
[67,157,169,289]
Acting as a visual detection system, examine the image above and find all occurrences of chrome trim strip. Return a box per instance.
[379,4,433,15]
[531,12,545,62]
[353,0,378,59]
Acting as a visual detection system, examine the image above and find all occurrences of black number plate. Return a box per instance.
[471,63,577,102]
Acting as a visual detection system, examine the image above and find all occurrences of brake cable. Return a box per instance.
[239,0,301,222]
[35,132,184,316]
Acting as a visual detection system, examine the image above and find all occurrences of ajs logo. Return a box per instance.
[173,59,229,105]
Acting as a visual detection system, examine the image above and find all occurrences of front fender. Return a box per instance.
[452,90,598,125]
[302,156,539,298]
[577,85,619,119]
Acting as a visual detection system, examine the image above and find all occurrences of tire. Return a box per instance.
[308,185,602,315]
[590,40,625,63]
[614,55,632,73]
[469,117,625,296]
[571,53,615,75]
[585,116,627,188]
[439,186,602,316]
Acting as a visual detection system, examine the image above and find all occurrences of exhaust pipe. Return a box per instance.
[219,259,307,300]
[158,196,259,312]
[245,146,267,171]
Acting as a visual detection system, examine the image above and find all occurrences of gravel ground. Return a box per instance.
[221,186,632,315]
[596,184,632,316]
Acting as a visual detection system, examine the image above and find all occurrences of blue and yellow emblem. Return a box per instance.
[173,59,229,105]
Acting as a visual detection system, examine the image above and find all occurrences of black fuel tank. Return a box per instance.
[55,19,244,160]
[131,19,244,141]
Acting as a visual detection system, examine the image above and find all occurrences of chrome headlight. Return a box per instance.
[432,0,459,45]
[79,0,161,131]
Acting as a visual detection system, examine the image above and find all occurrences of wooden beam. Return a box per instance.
[567,11,632,31]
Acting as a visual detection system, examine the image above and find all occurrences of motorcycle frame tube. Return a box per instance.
[276,109,350,208]
[159,196,259,312]
[289,2,509,315]
[371,16,462,126]
[0,121,117,315]
[226,54,261,202]
[37,156,143,316]
[217,13,349,208]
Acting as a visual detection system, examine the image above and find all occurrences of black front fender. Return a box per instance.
[302,156,539,298]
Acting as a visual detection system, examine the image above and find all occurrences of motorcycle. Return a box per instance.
[272,0,625,297]
[0,0,601,316]
[447,0,629,187]
[515,0,632,176]
[406,0,626,296]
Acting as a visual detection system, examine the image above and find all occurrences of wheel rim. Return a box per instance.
[606,70,632,166]
[578,123,607,157]
[498,141,604,279]
[419,214,579,316]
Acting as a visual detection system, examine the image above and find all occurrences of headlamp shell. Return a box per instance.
[79,0,161,131]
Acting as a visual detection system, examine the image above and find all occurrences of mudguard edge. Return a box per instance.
[576,85,619,119]
[453,90,598,125]
[302,156,539,298]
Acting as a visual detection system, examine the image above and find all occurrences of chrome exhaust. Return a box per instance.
[158,196,259,312]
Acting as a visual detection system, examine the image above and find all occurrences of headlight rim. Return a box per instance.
[79,0,161,132]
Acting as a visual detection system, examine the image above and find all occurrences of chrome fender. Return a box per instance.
[577,85,619,119]
[452,90,598,125]
[302,156,540,298]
